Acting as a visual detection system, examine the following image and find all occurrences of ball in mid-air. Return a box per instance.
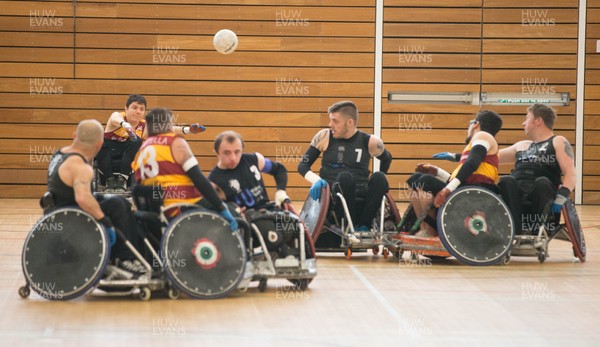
[213,29,238,55]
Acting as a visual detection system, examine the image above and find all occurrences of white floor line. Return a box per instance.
[349,265,405,324]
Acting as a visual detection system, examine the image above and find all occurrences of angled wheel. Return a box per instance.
[22,208,110,300]
[438,187,514,266]
[299,184,331,243]
[562,200,586,262]
[162,210,246,299]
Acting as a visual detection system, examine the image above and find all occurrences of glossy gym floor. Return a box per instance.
[1,199,599,347]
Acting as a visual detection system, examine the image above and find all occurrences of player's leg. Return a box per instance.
[358,171,389,227]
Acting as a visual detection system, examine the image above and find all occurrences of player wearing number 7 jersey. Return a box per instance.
[298,100,392,230]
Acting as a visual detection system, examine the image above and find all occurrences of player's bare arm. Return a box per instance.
[554,136,576,191]
[310,129,329,152]
[368,135,385,157]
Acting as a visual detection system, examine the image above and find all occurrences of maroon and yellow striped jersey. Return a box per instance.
[450,142,499,185]
[132,133,201,211]
[104,112,145,142]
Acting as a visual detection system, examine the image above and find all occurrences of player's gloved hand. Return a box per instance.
[120,121,137,139]
[275,189,290,208]
[309,179,327,201]
[220,207,238,232]
[551,187,571,214]
[432,152,458,162]
[120,121,132,130]
[98,216,116,247]
[189,123,206,134]
[434,188,451,208]
[415,163,438,176]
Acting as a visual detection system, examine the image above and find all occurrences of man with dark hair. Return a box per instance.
[298,100,393,231]
[408,110,503,236]
[209,130,290,209]
[44,119,146,274]
[132,108,238,230]
[97,94,207,193]
[498,104,575,235]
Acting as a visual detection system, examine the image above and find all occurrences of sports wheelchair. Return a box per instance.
[394,186,585,265]
[19,187,247,301]
[504,199,585,264]
[299,182,402,259]
[19,206,168,301]
[238,201,317,293]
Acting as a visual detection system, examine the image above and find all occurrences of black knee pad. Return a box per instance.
[370,171,389,191]
[533,176,554,190]
[407,173,424,190]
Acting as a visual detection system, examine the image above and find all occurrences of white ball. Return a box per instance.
[213,29,238,55]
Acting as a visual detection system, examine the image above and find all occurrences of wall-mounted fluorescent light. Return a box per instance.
[480,92,570,106]
[388,91,475,105]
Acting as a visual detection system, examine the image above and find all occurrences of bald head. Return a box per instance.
[75,119,104,147]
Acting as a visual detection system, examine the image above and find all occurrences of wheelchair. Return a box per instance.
[299,182,401,259]
[394,186,586,265]
[231,201,317,293]
[506,199,586,264]
[19,206,168,301]
[19,186,249,301]
[394,186,515,266]
[131,185,249,299]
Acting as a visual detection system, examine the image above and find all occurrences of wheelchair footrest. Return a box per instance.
[395,234,451,257]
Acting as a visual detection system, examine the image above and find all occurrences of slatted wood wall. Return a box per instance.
[383,0,580,202]
[0,0,597,203]
[585,0,600,204]
[0,0,376,200]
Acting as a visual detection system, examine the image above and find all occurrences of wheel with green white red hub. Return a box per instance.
[162,209,246,299]
[437,186,515,266]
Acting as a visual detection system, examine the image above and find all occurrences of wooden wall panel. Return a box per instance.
[0,0,375,199]
[0,0,598,205]
[382,1,580,202]
[585,1,600,204]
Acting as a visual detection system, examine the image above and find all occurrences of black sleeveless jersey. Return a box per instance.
[320,130,371,185]
[512,136,562,186]
[209,153,270,209]
[47,150,88,207]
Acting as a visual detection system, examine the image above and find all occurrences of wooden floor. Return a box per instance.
[1,199,599,347]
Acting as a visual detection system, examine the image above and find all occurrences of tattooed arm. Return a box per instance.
[368,135,392,173]
[64,156,105,219]
[368,135,385,157]
[553,135,576,191]
[298,129,328,182]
